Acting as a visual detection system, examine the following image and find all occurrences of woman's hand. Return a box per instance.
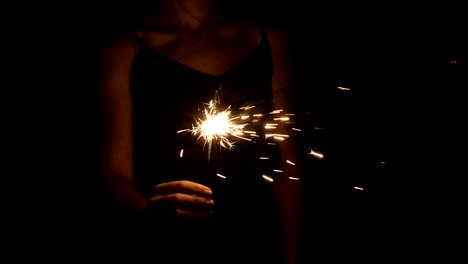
[146,180,214,218]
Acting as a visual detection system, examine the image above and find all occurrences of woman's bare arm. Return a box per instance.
[97,33,147,216]
[266,23,305,264]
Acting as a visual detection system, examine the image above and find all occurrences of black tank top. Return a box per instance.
[129,22,285,264]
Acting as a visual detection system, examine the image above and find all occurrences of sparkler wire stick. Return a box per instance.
[206,89,221,161]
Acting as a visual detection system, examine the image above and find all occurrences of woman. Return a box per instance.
[96,1,304,263]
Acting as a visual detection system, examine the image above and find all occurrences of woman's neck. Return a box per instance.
[162,0,219,30]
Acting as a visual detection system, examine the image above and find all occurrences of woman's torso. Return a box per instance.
[129,12,284,264]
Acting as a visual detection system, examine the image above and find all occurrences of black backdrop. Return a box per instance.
[16,1,465,262]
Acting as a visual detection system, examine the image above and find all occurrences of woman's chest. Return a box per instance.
[137,22,261,77]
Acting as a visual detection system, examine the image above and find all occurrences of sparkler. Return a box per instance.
[182,89,251,161]
[177,87,317,182]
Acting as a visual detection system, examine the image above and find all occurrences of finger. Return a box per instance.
[149,193,214,210]
[155,180,212,197]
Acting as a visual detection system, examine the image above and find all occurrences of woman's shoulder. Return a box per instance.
[97,31,141,63]
[96,30,142,82]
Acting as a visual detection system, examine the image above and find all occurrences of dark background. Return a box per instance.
[19,1,465,261]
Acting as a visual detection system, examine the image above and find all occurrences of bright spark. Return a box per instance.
[338,86,351,91]
[308,149,324,159]
[262,174,274,182]
[186,91,251,160]
[216,173,227,179]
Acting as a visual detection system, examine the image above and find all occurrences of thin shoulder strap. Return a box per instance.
[257,17,269,47]
[128,29,148,57]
